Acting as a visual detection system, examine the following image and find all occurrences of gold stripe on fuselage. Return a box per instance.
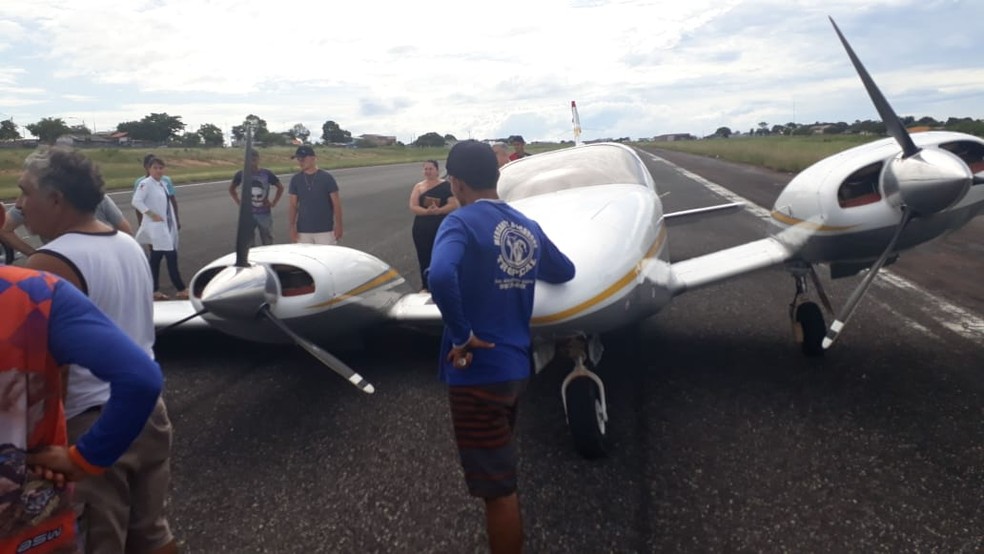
[770,210,858,232]
[307,268,402,309]
[531,223,667,325]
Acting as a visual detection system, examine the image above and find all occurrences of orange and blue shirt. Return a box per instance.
[0,267,162,553]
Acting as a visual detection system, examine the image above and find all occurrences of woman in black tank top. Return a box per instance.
[408,160,459,291]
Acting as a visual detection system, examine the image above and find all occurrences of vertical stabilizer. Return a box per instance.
[571,100,583,146]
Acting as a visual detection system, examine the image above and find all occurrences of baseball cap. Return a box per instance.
[509,135,526,145]
[445,140,499,190]
[292,145,315,159]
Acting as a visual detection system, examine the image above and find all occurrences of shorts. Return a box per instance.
[448,379,528,499]
[67,397,174,554]
[296,232,336,245]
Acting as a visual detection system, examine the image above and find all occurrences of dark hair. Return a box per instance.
[445,140,499,190]
[24,147,105,213]
[425,159,439,170]
[147,156,165,167]
[142,153,157,168]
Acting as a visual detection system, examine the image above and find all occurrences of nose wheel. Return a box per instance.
[789,265,832,357]
[560,335,610,459]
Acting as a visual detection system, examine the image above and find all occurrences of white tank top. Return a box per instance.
[39,230,156,418]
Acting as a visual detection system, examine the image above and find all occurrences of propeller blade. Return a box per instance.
[822,208,914,349]
[157,308,210,335]
[260,306,376,394]
[829,17,920,159]
[235,126,256,267]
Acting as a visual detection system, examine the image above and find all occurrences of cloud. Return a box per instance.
[1,0,982,141]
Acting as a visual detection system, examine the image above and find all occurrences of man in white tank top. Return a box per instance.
[18,147,179,554]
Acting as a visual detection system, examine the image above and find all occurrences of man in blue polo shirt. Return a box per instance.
[428,140,575,554]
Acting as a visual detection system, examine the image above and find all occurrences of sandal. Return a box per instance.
[153,291,170,301]
[174,290,190,300]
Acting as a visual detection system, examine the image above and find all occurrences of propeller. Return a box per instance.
[821,18,974,349]
[161,126,375,393]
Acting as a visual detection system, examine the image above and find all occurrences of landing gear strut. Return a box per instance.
[789,265,832,357]
[559,336,609,459]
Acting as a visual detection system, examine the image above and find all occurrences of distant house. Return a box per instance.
[357,134,397,147]
[652,133,695,142]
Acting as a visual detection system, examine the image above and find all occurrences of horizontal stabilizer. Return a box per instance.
[669,237,792,295]
[664,201,745,220]
[153,300,209,330]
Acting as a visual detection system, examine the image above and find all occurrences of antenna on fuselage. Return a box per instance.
[571,100,583,147]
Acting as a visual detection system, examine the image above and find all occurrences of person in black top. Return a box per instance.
[408,160,458,291]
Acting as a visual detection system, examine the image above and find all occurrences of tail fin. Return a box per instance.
[571,100,583,146]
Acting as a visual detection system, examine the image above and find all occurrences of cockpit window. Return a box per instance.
[939,140,984,172]
[837,161,883,208]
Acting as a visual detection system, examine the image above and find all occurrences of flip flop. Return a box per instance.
[153,291,170,301]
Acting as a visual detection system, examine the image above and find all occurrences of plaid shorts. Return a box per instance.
[448,379,528,499]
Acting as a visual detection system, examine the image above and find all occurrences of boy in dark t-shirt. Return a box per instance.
[230,149,285,245]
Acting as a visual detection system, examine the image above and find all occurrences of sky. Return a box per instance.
[1,0,982,144]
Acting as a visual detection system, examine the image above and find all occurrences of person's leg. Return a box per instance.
[67,409,132,554]
[149,249,164,293]
[163,250,186,293]
[124,398,178,554]
[255,215,274,246]
[485,493,523,554]
[448,380,528,554]
[311,232,336,245]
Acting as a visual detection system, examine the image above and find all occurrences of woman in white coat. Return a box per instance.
[133,156,188,299]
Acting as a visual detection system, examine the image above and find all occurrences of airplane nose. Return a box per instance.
[200,264,279,320]
[883,148,972,215]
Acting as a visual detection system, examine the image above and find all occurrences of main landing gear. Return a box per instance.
[788,264,833,357]
[558,335,609,459]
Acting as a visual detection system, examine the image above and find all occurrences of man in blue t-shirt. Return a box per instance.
[229,149,285,245]
[428,140,575,554]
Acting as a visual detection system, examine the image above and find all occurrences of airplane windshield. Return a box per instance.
[498,143,654,202]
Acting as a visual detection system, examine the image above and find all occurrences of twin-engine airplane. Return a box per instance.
[157,18,984,459]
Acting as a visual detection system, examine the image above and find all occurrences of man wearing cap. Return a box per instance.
[229,149,284,245]
[288,145,343,244]
[428,140,575,554]
[508,135,531,161]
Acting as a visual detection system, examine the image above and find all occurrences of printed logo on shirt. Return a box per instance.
[493,220,538,289]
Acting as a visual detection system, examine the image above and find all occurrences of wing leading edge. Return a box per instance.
[668,237,793,296]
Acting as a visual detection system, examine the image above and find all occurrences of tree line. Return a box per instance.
[710,116,984,139]
[0,113,460,148]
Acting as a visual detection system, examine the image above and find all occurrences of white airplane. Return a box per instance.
[156,18,984,459]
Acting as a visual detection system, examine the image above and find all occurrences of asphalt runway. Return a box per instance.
[97,151,983,552]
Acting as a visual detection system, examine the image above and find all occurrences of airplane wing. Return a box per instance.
[153,300,209,330]
[386,291,444,327]
[668,237,794,296]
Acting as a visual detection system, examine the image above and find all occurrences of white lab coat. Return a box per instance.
[132,177,179,251]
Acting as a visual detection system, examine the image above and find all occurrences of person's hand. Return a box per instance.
[148,212,164,223]
[0,375,25,411]
[27,446,88,485]
[446,335,495,370]
[334,227,343,241]
[290,228,299,243]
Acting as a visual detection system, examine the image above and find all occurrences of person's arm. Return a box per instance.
[535,224,576,284]
[132,182,163,222]
[229,171,242,205]
[330,191,343,240]
[288,194,299,243]
[169,195,180,229]
[269,173,284,208]
[408,183,431,215]
[28,280,162,479]
[98,196,133,235]
[435,195,460,215]
[0,213,36,256]
[427,217,472,346]
[26,252,85,291]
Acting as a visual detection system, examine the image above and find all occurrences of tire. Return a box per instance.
[566,376,608,459]
[796,302,826,357]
